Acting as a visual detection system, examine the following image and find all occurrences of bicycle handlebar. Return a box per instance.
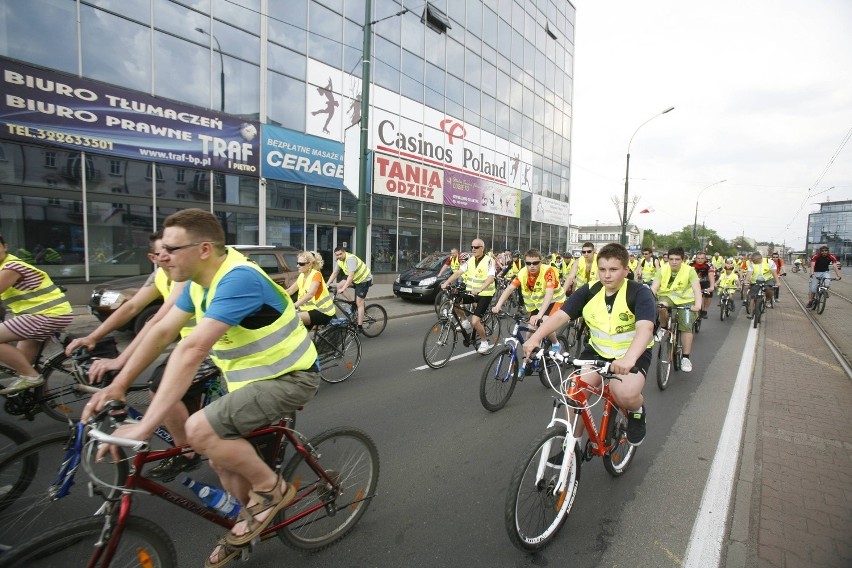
[88,427,149,452]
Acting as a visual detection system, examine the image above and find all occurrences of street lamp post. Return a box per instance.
[691,179,726,250]
[621,107,675,246]
[196,28,225,112]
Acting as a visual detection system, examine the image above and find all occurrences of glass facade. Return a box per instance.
[806,200,852,263]
[0,0,575,281]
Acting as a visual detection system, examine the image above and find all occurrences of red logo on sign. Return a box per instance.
[439,119,467,145]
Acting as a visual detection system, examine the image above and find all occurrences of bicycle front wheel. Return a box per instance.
[2,514,177,568]
[361,304,388,337]
[0,429,128,546]
[317,327,361,383]
[816,291,827,314]
[433,289,450,316]
[720,299,727,321]
[278,427,379,552]
[505,427,581,552]
[422,320,457,369]
[479,346,519,412]
[602,405,637,476]
[656,336,672,391]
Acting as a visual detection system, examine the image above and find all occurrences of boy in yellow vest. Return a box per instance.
[524,243,656,446]
[651,247,702,372]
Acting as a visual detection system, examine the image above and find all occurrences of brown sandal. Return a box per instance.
[204,536,241,568]
[225,477,296,547]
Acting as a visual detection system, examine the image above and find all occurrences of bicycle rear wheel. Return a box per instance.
[0,420,30,458]
[2,514,177,567]
[316,326,361,383]
[433,289,450,316]
[277,427,379,552]
[816,291,827,314]
[360,304,388,337]
[655,336,672,391]
[602,405,637,476]
[479,346,519,412]
[422,320,456,369]
[0,429,128,546]
[505,427,581,552]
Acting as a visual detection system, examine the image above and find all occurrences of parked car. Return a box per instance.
[393,252,452,301]
[89,245,301,335]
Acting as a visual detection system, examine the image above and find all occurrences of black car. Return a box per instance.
[393,252,452,301]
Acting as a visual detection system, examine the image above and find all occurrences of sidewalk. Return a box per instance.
[728,274,852,567]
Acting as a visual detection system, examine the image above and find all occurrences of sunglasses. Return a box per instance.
[525,260,541,266]
[582,250,593,254]
[471,245,483,249]
[296,261,310,266]
[161,241,205,254]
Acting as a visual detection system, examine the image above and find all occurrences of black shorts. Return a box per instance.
[305,309,333,327]
[353,279,372,299]
[579,345,652,376]
[458,294,493,318]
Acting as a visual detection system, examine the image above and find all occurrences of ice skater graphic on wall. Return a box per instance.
[311,77,339,134]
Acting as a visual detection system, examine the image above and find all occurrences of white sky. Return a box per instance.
[568,0,852,249]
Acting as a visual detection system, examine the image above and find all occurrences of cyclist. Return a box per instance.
[770,252,784,301]
[716,259,740,305]
[793,256,803,272]
[627,253,639,280]
[327,246,372,335]
[650,247,702,373]
[744,252,778,317]
[83,209,320,565]
[636,247,660,287]
[690,252,716,319]
[500,250,524,279]
[491,248,565,351]
[660,253,670,269]
[710,252,725,273]
[524,243,655,446]
[436,247,461,278]
[441,238,496,354]
[285,251,335,328]
[562,242,598,295]
[0,234,73,394]
[807,246,841,308]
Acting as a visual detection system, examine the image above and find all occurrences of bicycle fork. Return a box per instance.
[535,401,578,495]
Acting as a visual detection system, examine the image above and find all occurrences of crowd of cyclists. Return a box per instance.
[0,215,844,565]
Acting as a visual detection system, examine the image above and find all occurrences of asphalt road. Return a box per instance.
[13,304,753,567]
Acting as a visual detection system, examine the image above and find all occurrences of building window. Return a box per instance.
[109,160,122,176]
[176,168,186,184]
[44,151,56,168]
[146,163,164,181]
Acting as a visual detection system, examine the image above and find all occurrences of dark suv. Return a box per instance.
[89,245,301,335]
[393,252,452,301]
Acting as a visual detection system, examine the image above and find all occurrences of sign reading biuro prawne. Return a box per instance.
[0,56,260,176]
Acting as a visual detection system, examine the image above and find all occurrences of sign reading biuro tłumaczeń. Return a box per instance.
[0,57,260,175]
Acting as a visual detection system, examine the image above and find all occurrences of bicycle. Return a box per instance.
[312,317,362,383]
[811,276,839,315]
[478,312,562,411]
[2,401,380,567]
[0,334,122,423]
[330,286,387,338]
[558,316,589,360]
[504,353,637,552]
[655,304,693,391]
[718,287,737,321]
[745,281,769,328]
[422,283,500,369]
[0,351,223,547]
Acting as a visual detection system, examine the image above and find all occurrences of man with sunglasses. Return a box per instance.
[491,249,565,352]
[636,247,660,287]
[441,238,496,354]
[807,246,841,308]
[562,242,598,295]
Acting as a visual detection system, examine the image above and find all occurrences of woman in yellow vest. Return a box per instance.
[650,247,702,373]
[0,234,73,394]
[522,243,656,446]
[286,251,335,328]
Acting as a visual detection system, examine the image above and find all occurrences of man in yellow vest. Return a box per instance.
[635,247,660,286]
[327,247,372,334]
[0,235,73,393]
[491,248,565,351]
[437,248,461,278]
[744,251,779,317]
[84,209,319,563]
[651,247,702,372]
[441,237,497,354]
[524,243,656,446]
[627,253,639,280]
[562,242,598,295]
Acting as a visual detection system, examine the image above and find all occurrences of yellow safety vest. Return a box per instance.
[337,253,371,284]
[576,254,598,287]
[750,260,774,283]
[0,253,72,316]
[628,258,639,273]
[505,259,523,278]
[449,255,461,271]
[583,280,653,359]
[517,265,566,312]
[711,255,725,271]
[154,267,195,339]
[463,255,496,296]
[188,248,316,392]
[561,258,574,280]
[296,269,335,316]
[639,258,657,283]
[717,270,739,290]
[658,264,696,305]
